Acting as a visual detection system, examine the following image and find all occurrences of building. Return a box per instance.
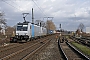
[0,24,5,35]
[86,27,90,33]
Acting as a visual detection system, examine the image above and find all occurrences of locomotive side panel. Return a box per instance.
[34,25,41,37]
[40,27,43,36]
[27,23,31,38]
[41,27,47,36]
[43,27,47,35]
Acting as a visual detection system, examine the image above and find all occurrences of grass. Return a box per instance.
[71,42,90,56]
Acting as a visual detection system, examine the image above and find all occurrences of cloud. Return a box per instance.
[0,0,90,31]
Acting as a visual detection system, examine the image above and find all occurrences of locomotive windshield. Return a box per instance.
[17,24,28,31]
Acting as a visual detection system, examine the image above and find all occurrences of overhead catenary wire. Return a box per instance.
[10,0,22,10]
[1,0,48,19]
[1,0,24,13]
[32,0,47,17]
[2,0,47,16]
[10,0,32,12]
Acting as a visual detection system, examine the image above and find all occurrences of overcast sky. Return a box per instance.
[0,0,90,31]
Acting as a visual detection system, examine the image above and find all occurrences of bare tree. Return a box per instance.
[76,29,80,35]
[0,26,2,31]
[78,23,84,32]
[13,25,16,30]
[5,26,15,38]
[46,20,56,30]
[0,11,7,35]
[0,12,6,25]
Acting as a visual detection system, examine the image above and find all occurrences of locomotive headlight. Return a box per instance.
[16,33,19,35]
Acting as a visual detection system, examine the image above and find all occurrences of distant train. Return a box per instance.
[10,21,47,42]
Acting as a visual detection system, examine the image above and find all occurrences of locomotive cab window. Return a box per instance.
[17,24,28,31]
[23,25,28,31]
[17,25,22,31]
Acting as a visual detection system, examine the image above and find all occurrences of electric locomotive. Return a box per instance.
[10,21,47,42]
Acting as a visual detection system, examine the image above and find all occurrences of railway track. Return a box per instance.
[0,43,17,49]
[0,38,51,60]
[58,39,90,60]
[0,38,42,53]
[71,36,90,47]
[27,35,63,60]
[0,35,54,60]
[21,39,51,60]
[0,40,39,59]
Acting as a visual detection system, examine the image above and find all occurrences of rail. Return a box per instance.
[58,39,68,60]
[67,42,90,60]
[58,39,90,60]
